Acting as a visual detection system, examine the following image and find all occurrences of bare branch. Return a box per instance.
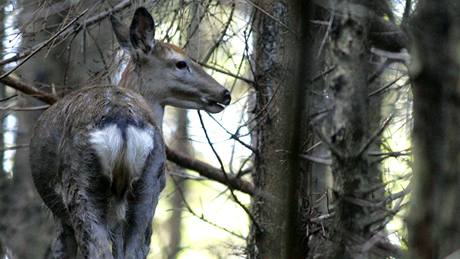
[0,75,58,104]
[166,146,255,195]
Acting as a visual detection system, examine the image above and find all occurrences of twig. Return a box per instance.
[0,144,29,152]
[299,154,332,165]
[171,177,245,240]
[199,62,254,84]
[242,0,295,34]
[367,59,392,85]
[310,213,334,223]
[0,105,49,111]
[313,126,344,158]
[198,111,261,232]
[369,76,406,97]
[202,2,235,63]
[368,150,411,157]
[311,66,336,83]
[0,95,17,103]
[356,115,393,157]
[317,11,334,58]
[206,113,257,153]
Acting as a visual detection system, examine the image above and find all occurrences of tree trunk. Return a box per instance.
[248,0,313,258]
[167,108,190,259]
[316,1,386,258]
[409,1,460,258]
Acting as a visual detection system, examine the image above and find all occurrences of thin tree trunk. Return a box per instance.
[167,108,190,259]
[166,2,203,257]
[318,1,384,258]
[248,0,313,258]
[409,1,460,258]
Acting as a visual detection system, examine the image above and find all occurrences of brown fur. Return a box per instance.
[163,42,186,55]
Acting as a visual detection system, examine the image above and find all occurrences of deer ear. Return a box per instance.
[129,7,155,54]
[110,15,132,51]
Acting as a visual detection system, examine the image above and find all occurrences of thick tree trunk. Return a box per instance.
[248,0,313,258]
[409,1,460,258]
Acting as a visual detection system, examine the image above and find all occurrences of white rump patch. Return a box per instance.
[89,125,123,177]
[125,126,154,178]
[89,124,155,179]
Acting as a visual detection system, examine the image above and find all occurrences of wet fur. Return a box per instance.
[30,86,166,258]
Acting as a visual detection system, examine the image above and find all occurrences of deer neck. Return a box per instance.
[118,60,165,129]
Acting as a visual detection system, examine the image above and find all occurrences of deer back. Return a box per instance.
[30,86,164,217]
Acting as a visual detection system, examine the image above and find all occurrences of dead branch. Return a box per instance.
[166,146,255,195]
[0,75,58,104]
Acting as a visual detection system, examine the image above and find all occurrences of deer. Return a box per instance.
[29,7,231,259]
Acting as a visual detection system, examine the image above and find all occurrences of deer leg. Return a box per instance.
[124,154,165,259]
[67,192,113,259]
[111,221,124,259]
[142,222,153,257]
[61,171,113,259]
[124,180,158,259]
[52,222,77,259]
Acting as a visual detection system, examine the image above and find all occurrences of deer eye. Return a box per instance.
[175,61,188,70]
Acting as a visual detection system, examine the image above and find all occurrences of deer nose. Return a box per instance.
[222,90,231,105]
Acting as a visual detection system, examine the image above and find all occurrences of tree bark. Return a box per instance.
[314,1,387,258]
[409,1,460,258]
[248,0,313,258]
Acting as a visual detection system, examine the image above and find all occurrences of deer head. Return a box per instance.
[111,8,231,121]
